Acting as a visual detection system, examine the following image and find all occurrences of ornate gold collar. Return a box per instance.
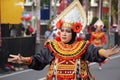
[47,40,89,60]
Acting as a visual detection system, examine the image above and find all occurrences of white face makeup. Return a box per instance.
[60,27,72,43]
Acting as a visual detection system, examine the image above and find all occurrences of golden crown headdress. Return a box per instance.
[54,0,86,33]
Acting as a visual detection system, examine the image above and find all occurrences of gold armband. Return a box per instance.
[98,49,106,57]
[22,57,32,65]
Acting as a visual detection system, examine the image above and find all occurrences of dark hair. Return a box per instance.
[67,30,76,44]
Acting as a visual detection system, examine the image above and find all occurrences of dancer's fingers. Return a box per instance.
[9,54,18,58]
[8,58,16,62]
[111,45,118,51]
[115,47,120,53]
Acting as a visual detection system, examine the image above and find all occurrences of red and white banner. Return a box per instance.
[57,0,69,15]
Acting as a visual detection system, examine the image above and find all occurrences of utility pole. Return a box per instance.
[98,0,102,19]
[82,0,88,25]
[53,0,57,19]
[36,0,40,44]
[108,0,111,47]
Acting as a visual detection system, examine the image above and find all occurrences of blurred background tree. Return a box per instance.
[90,16,98,25]
[111,0,118,24]
[41,0,50,9]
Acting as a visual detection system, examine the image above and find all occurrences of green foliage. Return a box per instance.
[89,0,91,2]
[111,0,118,19]
[102,15,108,29]
[102,0,118,29]
[41,0,50,5]
[90,16,98,25]
[41,0,50,9]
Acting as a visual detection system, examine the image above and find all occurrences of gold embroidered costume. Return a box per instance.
[46,40,91,80]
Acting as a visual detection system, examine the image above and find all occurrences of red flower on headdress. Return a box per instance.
[56,19,63,29]
[72,22,82,33]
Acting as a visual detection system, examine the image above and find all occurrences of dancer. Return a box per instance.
[90,19,107,70]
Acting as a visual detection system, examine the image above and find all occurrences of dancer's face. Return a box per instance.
[60,27,72,43]
[96,25,102,31]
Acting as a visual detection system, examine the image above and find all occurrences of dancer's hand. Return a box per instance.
[99,45,120,59]
[8,54,24,64]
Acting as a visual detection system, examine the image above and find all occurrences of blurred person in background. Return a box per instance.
[90,19,107,70]
[44,25,55,42]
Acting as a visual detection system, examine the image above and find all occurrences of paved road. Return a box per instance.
[0,54,120,80]
[90,55,120,80]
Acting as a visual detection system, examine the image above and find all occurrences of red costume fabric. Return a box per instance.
[57,0,69,15]
[90,32,106,47]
